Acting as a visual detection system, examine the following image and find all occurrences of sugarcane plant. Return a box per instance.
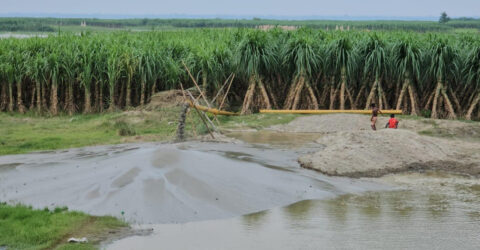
[0,29,479,120]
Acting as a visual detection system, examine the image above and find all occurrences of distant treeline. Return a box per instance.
[1,17,480,32]
[0,19,55,32]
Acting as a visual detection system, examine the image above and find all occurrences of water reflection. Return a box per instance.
[386,190,415,218]
[351,192,382,218]
[427,193,450,218]
[325,194,349,224]
[242,210,269,229]
[283,200,315,220]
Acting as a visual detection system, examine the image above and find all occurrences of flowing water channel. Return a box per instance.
[1,131,479,249]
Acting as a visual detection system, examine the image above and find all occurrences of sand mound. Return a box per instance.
[268,114,480,177]
[295,124,480,178]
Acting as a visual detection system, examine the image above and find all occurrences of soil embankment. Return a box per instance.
[270,114,480,178]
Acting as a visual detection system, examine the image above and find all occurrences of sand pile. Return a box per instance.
[270,114,480,177]
[299,129,480,177]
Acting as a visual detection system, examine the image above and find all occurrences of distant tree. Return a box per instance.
[439,12,451,24]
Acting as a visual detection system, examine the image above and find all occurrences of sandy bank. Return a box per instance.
[270,114,480,177]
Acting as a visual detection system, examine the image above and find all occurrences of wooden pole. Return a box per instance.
[208,74,233,126]
[191,104,215,139]
[214,74,235,123]
[182,61,212,108]
[179,81,197,137]
[219,74,235,111]
[179,81,188,101]
[212,73,233,104]
[186,90,218,134]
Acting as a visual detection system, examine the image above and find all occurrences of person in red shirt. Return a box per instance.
[385,114,399,129]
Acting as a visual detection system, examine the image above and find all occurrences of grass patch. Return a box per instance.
[0,203,127,250]
[0,108,204,155]
[113,120,137,136]
[0,108,299,155]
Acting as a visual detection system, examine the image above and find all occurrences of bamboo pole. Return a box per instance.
[188,102,238,116]
[179,81,197,137]
[219,74,235,111]
[185,91,215,139]
[182,61,212,108]
[212,73,233,104]
[213,74,235,125]
[209,74,233,125]
[186,90,218,132]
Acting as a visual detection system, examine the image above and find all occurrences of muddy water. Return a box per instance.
[108,187,480,250]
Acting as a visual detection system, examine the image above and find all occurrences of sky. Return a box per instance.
[1,0,479,19]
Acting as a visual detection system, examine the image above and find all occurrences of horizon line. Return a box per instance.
[1,13,479,21]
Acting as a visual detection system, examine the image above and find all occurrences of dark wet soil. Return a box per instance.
[301,160,480,178]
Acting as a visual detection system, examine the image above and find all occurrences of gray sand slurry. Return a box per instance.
[0,141,386,224]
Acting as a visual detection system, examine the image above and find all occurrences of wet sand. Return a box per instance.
[0,141,385,224]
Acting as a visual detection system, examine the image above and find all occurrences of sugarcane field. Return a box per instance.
[1,2,480,250]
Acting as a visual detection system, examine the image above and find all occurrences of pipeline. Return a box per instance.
[259,109,403,115]
[188,102,238,116]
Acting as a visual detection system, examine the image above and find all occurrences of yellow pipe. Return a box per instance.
[188,102,238,116]
[259,109,403,115]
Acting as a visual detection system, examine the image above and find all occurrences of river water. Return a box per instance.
[108,188,480,250]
